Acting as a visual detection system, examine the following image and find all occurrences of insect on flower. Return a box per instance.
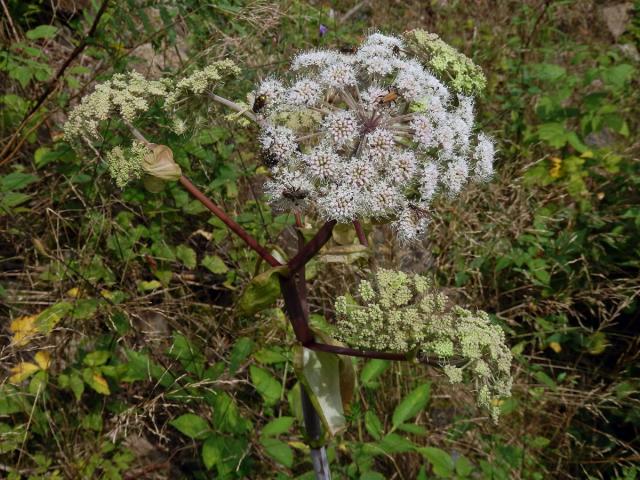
[376,86,399,105]
[252,94,268,113]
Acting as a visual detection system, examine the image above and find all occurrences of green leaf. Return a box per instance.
[1,171,38,191]
[210,392,252,434]
[293,346,347,436]
[253,347,287,364]
[237,266,286,315]
[82,368,110,395]
[364,411,383,440]
[455,455,474,477]
[360,359,390,388]
[260,437,294,467]
[360,472,386,480]
[397,423,428,435]
[83,350,110,367]
[392,383,431,428]
[378,433,415,454]
[137,280,162,291]
[69,372,84,401]
[202,254,228,274]
[261,416,295,437]
[36,301,72,333]
[419,446,454,478]
[229,337,253,374]
[202,436,221,470]
[201,436,248,476]
[176,245,197,269]
[26,25,58,40]
[537,123,569,148]
[170,413,210,440]
[250,365,282,406]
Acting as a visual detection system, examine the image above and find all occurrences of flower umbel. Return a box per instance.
[255,32,496,242]
[334,269,513,422]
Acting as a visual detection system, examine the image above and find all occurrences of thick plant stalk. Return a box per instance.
[301,388,331,480]
[294,225,331,480]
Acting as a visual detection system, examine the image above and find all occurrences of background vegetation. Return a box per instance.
[1,0,639,478]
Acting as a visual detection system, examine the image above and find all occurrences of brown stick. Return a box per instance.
[353,220,368,246]
[287,220,336,274]
[179,176,282,268]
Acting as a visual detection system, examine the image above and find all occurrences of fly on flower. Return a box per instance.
[254,32,496,243]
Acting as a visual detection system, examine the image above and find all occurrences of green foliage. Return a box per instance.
[1,0,638,479]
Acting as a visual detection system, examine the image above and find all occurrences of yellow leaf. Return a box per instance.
[100,289,113,300]
[34,351,51,370]
[10,315,39,347]
[549,157,562,179]
[66,287,82,298]
[9,362,40,383]
[91,373,111,395]
[288,441,309,453]
[549,342,562,353]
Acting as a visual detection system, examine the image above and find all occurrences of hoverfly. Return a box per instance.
[252,94,268,113]
[376,86,399,105]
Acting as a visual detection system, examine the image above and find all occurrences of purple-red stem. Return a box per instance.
[178,178,413,361]
[288,220,337,274]
[353,220,368,246]
[179,176,282,268]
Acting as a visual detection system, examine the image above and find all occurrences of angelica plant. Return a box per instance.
[64,29,510,479]
[255,32,496,242]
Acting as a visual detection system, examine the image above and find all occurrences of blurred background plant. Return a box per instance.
[0,0,638,478]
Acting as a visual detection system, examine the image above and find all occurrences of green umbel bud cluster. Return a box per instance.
[334,269,512,421]
[106,141,149,188]
[65,61,239,188]
[403,29,487,96]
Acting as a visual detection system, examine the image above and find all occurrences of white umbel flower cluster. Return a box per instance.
[255,32,496,242]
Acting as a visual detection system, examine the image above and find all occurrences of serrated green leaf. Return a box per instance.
[261,437,293,467]
[229,337,253,374]
[202,254,228,274]
[210,392,252,434]
[250,365,281,406]
[176,244,197,269]
[261,416,295,437]
[364,411,383,440]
